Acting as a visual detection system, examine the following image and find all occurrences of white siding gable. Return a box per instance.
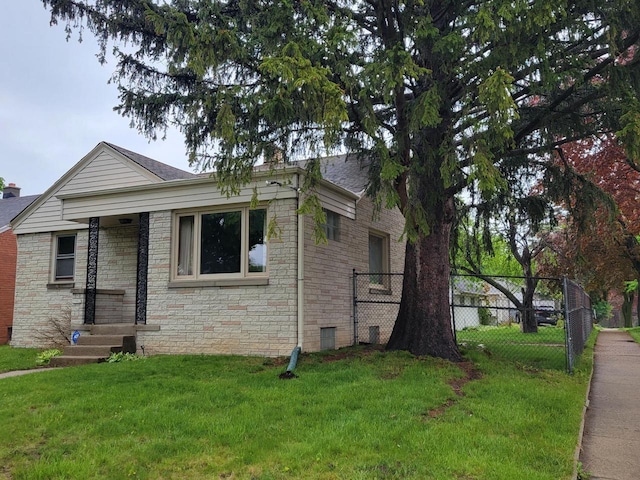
[13,143,163,234]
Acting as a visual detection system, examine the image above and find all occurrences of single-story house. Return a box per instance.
[10,142,405,356]
[0,184,40,344]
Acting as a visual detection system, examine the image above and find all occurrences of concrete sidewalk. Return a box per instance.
[580,329,640,480]
[0,367,60,379]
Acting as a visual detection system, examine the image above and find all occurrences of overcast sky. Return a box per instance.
[0,2,191,196]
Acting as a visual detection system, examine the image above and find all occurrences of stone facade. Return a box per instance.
[12,230,88,348]
[303,196,406,351]
[138,198,300,356]
[11,188,405,357]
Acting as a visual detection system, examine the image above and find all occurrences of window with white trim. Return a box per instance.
[53,234,76,282]
[368,231,389,287]
[173,207,267,280]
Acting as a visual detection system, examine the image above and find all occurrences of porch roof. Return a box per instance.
[56,165,359,223]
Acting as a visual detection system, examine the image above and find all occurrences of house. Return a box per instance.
[10,142,405,356]
[0,184,39,344]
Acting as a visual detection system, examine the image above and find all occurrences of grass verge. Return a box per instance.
[0,345,591,480]
[626,327,640,344]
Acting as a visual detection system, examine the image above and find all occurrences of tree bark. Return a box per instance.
[387,197,462,362]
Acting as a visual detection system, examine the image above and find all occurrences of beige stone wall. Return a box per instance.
[12,195,405,356]
[11,230,88,348]
[303,197,406,352]
[138,198,299,357]
[96,224,138,321]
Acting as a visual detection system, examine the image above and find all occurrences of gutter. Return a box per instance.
[296,172,304,349]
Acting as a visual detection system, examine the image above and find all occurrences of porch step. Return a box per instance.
[77,334,134,346]
[61,344,125,357]
[90,325,136,336]
[49,328,137,368]
[50,356,107,367]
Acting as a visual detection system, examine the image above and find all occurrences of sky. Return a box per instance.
[0,2,191,196]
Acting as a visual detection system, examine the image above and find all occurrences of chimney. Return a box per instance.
[2,183,20,199]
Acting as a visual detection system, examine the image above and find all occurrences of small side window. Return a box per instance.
[368,232,389,287]
[54,234,76,281]
[323,209,341,242]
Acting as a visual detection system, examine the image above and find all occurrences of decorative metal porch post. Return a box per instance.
[84,216,99,324]
[135,212,150,325]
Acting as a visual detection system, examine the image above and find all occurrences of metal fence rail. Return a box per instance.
[352,271,594,373]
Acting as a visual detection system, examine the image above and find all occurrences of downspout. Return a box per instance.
[296,172,304,349]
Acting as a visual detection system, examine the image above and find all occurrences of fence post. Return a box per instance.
[563,277,574,374]
[450,274,457,343]
[352,269,359,346]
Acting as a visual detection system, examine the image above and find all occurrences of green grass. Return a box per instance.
[0,344,593,480]
[457,324,567,371]
[0,345,40,373]
[626,327,640,344]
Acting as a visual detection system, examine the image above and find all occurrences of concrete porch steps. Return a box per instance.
[50,325,136,367]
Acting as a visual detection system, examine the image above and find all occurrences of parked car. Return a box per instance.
[535,307,558,326]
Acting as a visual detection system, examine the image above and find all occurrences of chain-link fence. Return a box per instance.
[352,271,594,373]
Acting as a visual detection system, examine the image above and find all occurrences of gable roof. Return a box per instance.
[0,194,40,231]
[296,154,370,196]
[105,143,197,181]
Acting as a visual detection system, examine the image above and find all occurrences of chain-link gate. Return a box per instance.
[352,271,594,373]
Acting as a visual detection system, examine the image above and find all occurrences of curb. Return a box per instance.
[572,332,597,480]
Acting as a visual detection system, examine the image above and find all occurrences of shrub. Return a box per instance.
[33,308,71,349]
[478,307,494,326]
[36,349,62,366]
[106,352,144,363]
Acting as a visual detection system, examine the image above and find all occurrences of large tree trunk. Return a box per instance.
[387,198,462,362]
[520,275,538,334]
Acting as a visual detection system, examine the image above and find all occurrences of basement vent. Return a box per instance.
[369,326,380,344]
[320,327,336,350]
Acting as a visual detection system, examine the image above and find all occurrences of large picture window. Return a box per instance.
[54,234,76,281]
[174,207,267,280]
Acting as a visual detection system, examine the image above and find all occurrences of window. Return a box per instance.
[54,234,76,281]
[368,231,388,287]
[323,209,340,241]
[174,207,267,280]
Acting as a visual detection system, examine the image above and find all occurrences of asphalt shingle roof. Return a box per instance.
[0,194,40,229]
[298,154,370,195]
[106,142,198,181]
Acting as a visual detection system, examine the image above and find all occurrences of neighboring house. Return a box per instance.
[0,184,40,344]
[10,142,405,356]
[451,278,487,330]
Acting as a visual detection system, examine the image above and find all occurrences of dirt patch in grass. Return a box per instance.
[318,344,386,362]
[424,361,482,419]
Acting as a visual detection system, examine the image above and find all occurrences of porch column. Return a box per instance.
[135,212,149,325]
[84,216,100,324]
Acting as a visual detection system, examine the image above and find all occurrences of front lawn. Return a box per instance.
[0,342,593,480]
[0,345,40,373]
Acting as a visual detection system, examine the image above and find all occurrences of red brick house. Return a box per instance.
[0,184,39,344]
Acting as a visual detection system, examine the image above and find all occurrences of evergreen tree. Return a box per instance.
[43,0,640,361]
